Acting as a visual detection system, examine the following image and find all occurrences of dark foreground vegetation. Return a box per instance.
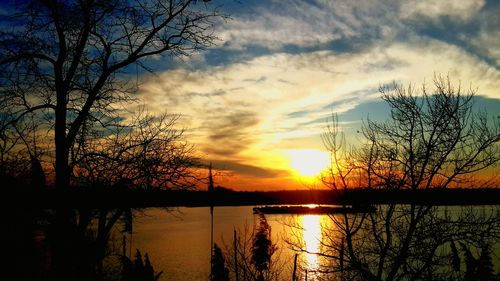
[9,187,500,207]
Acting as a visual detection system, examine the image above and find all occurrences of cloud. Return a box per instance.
[202,111,259,156]
[210,0,497,72]
[468,4,500,66]
[140,37,500,133]
[400,0,485,22]
[473,29,500,67]
[135,1,500,189]
[139,38,499,164]
[210,159,289,178]
[218,2,341,50]
[217,0,401,51]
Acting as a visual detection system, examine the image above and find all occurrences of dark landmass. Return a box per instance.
[7,187,500,208]
[253,205,377,214]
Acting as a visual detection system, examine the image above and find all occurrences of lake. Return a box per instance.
[126,205,500,281]
[130,206,318,280]
[17,204,500,281]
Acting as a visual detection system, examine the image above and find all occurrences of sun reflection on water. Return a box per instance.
[301,215,322,275]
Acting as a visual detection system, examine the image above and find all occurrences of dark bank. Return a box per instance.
[9,187,500,208]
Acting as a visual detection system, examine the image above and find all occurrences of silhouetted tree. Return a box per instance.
[144,253,158,281]
[222,221,285,281]
[363,76,499,190]
[321,113,355,191]
[0,0,226,190]
[211,243,230,281]
[134,250,145,276]
[450,241,461,272]
[461,243,496,281]
[477,245,495,281]
[2,2,226,279]
[0,110,46,189]
[73,110,199,190]
[122,250,162,281]
[308,76,500,280]
[252,214,277,281]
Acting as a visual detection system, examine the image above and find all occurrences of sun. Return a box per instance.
[287,149,330,177]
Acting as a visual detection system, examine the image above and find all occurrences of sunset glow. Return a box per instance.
[287,149,330,177]
[134,0,500,190]
[2,0,499,192]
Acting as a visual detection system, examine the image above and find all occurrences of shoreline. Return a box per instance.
[8,188,500,208]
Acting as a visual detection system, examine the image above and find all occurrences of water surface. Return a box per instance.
[127,205,500,280]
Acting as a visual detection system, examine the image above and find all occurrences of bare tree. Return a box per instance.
[2,2,226,280]
[0,0,225,190]
[73,110,200,190]
[361,76,499,190]
[310,76,500,280]
[321,113,358,191]
[0,106,50,188]
[321,76,500,193]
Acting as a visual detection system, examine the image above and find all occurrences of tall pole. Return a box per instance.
[234,229,238,281]
[210,205,214,279]
[210,204,213,254]
[292,253,298,281]
[209,163,214,279]
[122,234,126,258]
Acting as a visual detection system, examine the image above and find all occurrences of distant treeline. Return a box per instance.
[9,187,500,207]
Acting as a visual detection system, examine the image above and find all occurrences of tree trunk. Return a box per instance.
[55,90,69,190]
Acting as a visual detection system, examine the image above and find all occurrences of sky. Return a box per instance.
[136,0,500,190]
